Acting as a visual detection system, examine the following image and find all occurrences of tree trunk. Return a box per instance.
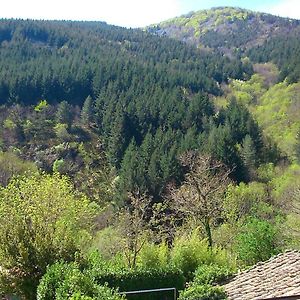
[204,218,213,248]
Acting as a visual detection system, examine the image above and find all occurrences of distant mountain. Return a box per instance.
[149,7,300,55]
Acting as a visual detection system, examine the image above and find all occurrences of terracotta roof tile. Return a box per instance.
[223,250,300,299]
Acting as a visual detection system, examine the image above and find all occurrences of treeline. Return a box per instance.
[0,19,251,106]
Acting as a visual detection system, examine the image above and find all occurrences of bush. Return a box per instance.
[82,249,184,300]
[194,265,233,285]
[90,267,185,294]
[170,233,212,280]
[235,217,280,266]
[137,241,169,270]
[178,284,227,300]
[170,231,235,280]
[37,262,123,300]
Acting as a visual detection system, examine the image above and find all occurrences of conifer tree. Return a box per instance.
[81,95,94,127]
[241,134,257,180]
[56,101,72,127]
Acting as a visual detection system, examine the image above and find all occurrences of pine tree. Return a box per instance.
[55,101,72,127]
[241,134,257,180]
[81,95,94,127]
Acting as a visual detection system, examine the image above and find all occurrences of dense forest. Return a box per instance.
[1,7,300,300]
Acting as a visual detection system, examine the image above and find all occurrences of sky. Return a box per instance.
[1,0,300,28]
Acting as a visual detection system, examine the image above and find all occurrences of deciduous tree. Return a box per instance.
[168,151,231,247]
[0,173,97,299]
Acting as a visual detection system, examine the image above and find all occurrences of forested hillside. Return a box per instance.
[151,8,300,51]
[1,9,300,300]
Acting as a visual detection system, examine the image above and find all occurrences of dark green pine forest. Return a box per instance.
[1,7,300,300]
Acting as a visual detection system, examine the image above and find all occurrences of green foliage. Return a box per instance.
[137,242,169,270]
[178,284,227,300]
[193,265,233,285]
[156,6,299,59]
[235,218,280,266]
[249,35,300,83]
[253,82,300,159]
[3,118,16,130]
[56,101,72,127]
[0,18,245,108]
[81,96,94,127]
[270,163,300,200]
[54,123,71,142]
[52,159,66,173]
[224,182,270,222]
[240,134,257,172]
[89,265,185,300]
[69,293,94,300]
[0,173,97,299]
[91,227,124,261]
[170,231,235,280]
[34,100,49,112]
[229,74,267,106]
[37,262,123,300]
[256,163,276,183]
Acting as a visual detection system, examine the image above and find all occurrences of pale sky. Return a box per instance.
[1,0,300,28]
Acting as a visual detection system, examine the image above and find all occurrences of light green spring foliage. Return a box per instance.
[178,264,232,300]
[0,173,98,298]
[160,7,251,38]
[136,241,169,270]
[235,217,280,266]
[54,123,71,142]
[224,72,300,160]
[34,99,49,112]
[224,182,270,223]
[270,163,300,199]
[269,163,300,248]
[3,118,16,130]
[221,163,300,254]
[193,264,234,285]
[37,262,123,300]
[170,230,236,280]
[254,82,300,159]
[216,65,300,160]
[230,73,267,106]
[90,227,124,261]
[179,284,227,300]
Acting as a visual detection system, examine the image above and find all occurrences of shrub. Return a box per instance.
[90,267,185,293]
[85,250,184,300]
[37,262,123,300]
[170,231,235,280]
[170,233,212,280]
[178,284,227,300]
[235,217,280,266]
[137,241,169,270]
[193,265,233,285]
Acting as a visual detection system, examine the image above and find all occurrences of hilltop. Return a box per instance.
[149,7,300,55]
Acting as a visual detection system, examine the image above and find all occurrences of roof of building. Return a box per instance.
[223,250,300,300]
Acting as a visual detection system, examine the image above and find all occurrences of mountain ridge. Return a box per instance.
[149,7,300,55]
